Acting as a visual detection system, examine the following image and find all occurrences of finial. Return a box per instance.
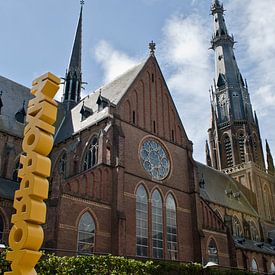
[149,40,156,55]
[80,0,84,6]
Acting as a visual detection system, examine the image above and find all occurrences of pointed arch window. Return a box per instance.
[238,132,245,163]
[271,262,275,274]
[249,221,259,241]
[83,136,98,171]
[77,212,95,254]
[0,214,4,242]
[59,152,67,177]
[166,194,178,260]
[224,135,233,167]
[208,238,219,264]
[136,185,148,257]
[152,190,163,258]
[251,258,258,273]
[232,216,242,237]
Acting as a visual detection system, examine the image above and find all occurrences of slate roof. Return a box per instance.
[234,237,275,255]
[0,75,33,137]
[197,162,258,217]
[55,58,148,143]
[0,177,18,200]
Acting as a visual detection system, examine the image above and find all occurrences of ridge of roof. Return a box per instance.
[54,58,148,144]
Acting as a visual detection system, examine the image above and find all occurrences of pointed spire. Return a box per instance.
[205,140,212,167]
[266,140,275,175]
[63,2,84,109]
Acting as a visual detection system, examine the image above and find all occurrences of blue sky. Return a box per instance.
[1,0,275,164]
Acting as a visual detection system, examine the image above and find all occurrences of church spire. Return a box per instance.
[207,0,265,170]
[266,140,275,175]
[63,2,84,109]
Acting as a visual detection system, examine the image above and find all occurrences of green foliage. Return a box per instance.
[0,249,253,275]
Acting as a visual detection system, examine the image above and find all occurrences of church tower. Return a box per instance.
[207,0,265,170]
[62,2,83,110]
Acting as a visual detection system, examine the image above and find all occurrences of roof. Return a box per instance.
[0,177,18,200]
[0,75,33,137]
[54,58,148,143]
[197,162,258,217]
[234,237,275,255]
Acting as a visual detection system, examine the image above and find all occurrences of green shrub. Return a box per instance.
[0,249,253,275]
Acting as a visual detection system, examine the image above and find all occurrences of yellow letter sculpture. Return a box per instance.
[5,73,60,275]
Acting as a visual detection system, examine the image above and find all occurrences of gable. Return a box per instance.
[117,55,189,147]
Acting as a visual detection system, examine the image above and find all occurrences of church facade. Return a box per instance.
[0,0,275,273]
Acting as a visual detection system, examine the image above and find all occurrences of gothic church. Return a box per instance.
[0,0,275,273]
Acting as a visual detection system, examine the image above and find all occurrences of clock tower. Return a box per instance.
[208,0,265,171]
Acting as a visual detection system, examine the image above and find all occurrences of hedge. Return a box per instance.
[0,249,253,275]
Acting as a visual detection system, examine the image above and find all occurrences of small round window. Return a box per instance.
[139,139,170,180]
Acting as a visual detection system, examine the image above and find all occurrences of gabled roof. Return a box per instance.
[0,177,19,200]
[0,75,33,137]
[197,162,258,217]
[55,58,148,143]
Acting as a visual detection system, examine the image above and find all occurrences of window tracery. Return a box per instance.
[136,185,148,257]
[83,136,98,171]
[166,194,177,260]
[77,212,95,254]
[152,190,163,258]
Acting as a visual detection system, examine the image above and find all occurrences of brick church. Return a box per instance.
[0,0,275,273]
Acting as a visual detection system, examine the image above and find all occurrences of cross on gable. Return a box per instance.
[149,40,156,55]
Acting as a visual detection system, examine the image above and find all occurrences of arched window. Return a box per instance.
[249,221,259,241]
[271,262,275,274]
[136,185,148,257]
[238,132,245,163]
[12,159,21,182]
[152,190,163,258]
[224,135,233,167]
[208,238,219,264]
[77,212,95,254]
[83,137,98,171]
[166,194,177,260]
[59,152,67,177]
[0,215,4,242]
[232,216,242,237]
[251,258,258,273]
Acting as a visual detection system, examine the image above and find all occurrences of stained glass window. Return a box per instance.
[232,216,242,237]
[166,194,177,260]
[208,238,219,264]
[140,139,170,180]
[77,212,95,255]
[152,190,163,258]
[83,137,98,171]
[251,258,258,273]
[136,185,148,257]
[59,152,67,177]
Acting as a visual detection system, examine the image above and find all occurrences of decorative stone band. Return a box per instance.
[5,73,60,275]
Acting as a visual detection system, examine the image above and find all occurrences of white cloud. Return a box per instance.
[160,14,212,162]
[95,40,140,83]
[227,0,275,155]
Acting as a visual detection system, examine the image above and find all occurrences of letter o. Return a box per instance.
[9,220,43,251]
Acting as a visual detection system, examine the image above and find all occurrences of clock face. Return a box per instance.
[139,139,170,180]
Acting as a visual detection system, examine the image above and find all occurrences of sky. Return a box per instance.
[0,0,275,164]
